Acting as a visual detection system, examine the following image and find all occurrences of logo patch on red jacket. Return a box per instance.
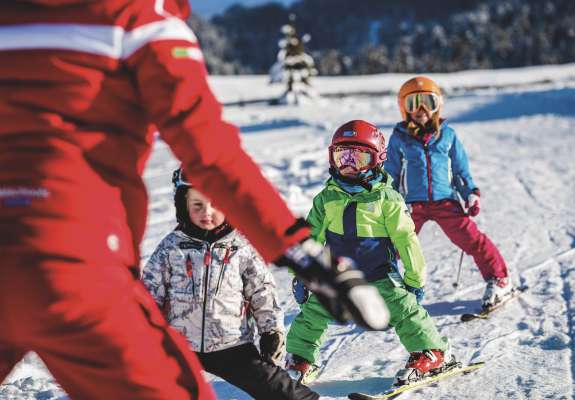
[0,187,50,207]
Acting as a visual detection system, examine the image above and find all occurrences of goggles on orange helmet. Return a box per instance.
[404,92,441,114]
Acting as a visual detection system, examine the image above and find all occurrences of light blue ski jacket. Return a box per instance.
[384,120,478,203]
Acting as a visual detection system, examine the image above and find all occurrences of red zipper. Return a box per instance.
[186,255,194,277]
[424,144,433,201]
[223,247,231,265]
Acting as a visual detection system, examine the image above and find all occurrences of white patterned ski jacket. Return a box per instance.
[142,229,284,353]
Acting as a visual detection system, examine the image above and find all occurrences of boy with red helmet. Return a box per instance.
[285,120,455,386]
[386,76,514,309]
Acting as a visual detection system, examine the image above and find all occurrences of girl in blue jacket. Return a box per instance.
[385,76,515,309]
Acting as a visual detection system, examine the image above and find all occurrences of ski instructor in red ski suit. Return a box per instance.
[0,1,389,399]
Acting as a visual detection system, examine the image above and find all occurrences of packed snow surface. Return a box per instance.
[3,64,575,399]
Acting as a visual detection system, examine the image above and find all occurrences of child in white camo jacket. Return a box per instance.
[141,168,319,400]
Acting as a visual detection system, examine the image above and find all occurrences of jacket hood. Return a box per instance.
[174,225,238,246]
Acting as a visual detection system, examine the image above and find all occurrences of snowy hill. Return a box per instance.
[2,63,575,399]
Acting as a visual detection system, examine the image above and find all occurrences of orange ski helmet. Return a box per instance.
[397,76,443,121]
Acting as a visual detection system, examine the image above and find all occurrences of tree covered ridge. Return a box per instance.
[190,0,575,75]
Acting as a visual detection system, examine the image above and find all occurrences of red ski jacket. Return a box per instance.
[0,0,308,267]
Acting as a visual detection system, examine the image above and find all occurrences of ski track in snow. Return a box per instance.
[2,65,575,399]
[559,254,575,394]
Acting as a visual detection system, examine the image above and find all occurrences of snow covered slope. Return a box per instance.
[2,63,575,399]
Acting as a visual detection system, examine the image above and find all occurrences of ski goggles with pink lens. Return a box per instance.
[404,92,441,114]
[330,145,375,171]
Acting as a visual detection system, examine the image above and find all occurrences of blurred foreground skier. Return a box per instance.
[0,1,389,399]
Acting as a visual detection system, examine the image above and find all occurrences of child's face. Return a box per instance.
[186,189,226,230]
[339,165,361,178]
[409,107,431,126]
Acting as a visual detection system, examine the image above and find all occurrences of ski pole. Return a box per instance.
[453,189,469,290]
[453,249,465,289]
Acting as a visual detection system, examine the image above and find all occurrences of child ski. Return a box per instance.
[461,286,528,322]
[348,361,485,399]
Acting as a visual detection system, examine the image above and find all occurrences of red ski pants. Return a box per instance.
[0,252,215,400]
[410,200,508,281]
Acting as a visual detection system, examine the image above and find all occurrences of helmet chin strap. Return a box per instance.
[329,166,382,191]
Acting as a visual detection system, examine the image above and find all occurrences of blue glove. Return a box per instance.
[405,284,425,304]
[292,277,310,305]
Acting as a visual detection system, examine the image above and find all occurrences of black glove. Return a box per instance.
[260,331,285,365]
[275,237,390,330]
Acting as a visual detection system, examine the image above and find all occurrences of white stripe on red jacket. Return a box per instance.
[0,0,308,267]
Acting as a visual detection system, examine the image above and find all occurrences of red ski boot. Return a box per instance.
[285,353,321,385]
[394,348,456,385]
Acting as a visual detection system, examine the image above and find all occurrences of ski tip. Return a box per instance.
[348,393,371,400]
[460,313,475,322]
[460,313,486,322]
[467,361,486,368]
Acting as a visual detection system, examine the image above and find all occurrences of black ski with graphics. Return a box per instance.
[460,286,528,322]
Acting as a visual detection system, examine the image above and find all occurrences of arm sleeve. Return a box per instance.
[384,132,403,192]
[382,196,426,288]
[241,247,285,334]
[125,7,308,262]
[141,244,170,309]
[306,193,327,245]
[449,130,478,201]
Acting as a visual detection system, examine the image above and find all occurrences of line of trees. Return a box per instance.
[190,0,575,75]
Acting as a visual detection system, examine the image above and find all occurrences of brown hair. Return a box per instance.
[406,112,441,139]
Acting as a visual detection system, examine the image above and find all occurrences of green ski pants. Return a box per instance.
[286,277,448,364]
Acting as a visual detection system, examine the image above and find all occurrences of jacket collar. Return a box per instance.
[327,169,393,195]
[395,119,448,145]
[176,222,235,244]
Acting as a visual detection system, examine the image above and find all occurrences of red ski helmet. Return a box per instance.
[329,120,387,171]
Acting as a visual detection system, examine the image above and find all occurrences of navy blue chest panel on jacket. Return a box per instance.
[326,201,397,282]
